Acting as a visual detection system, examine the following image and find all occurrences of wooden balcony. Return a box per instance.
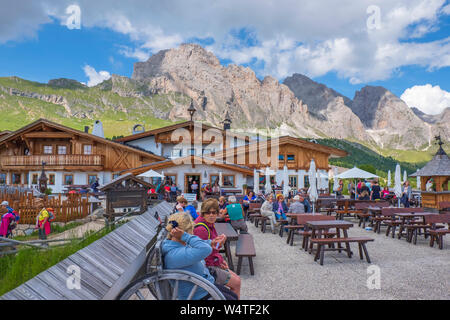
[1,155,105,169]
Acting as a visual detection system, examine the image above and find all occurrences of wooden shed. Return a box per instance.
[411,137,450,210]
[100,173,154,219]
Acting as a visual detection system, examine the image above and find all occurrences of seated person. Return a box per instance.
[194,199,241,299]
[299,196,311,213]
[287,195,305,214]
[260,194,279,234]
[242,191,257,214]
[212,181,221,194]
[217,196,229,222]
[381,186,390,199]
[272,194,288,220]
[223,196,248,234]
[162,212,237,300]
[185,201,199,220]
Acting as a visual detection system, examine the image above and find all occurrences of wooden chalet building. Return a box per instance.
[117,113,348,194]
[0,119,164,193]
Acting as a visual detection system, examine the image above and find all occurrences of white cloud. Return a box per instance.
[2,0,450,84]
[83,65,111,87]
[401,84,450,115]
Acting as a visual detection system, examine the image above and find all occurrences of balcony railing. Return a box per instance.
[1,155,105,167]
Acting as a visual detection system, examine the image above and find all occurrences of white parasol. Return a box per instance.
[308,159,318,212]
[394,164,402,207]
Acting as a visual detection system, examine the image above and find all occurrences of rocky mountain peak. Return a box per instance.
[48,78,86,89]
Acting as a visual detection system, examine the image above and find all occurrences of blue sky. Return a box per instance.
[0,0,449,114]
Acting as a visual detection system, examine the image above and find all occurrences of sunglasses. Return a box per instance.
[204,210,218,215]
[169,220,179,228]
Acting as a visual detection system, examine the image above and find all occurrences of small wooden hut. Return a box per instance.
[411,136,450,210]
[100,173,154,220]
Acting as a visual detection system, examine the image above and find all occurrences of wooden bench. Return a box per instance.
[286,215,336,248]
[426,214,450,249]
[235,234,256,275]
[354,201,390,228]
[380,207,424,237]
[310,237,375,265]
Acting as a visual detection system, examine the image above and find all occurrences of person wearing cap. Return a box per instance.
[288,195,305,214]
[35,200,54,240]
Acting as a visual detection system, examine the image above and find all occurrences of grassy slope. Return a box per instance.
[0,77,179,137]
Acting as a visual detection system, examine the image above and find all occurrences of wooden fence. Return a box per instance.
[0,190,91,224]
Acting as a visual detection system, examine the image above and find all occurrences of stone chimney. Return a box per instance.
[92,120,104,138]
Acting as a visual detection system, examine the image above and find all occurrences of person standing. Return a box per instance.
[401,181,412,208]
[371,180,381,200]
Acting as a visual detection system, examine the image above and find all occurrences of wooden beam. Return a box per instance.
[23,132,73,139]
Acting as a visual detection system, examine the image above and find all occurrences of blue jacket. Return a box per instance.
[162,232,214,300]
[184,205,198,220]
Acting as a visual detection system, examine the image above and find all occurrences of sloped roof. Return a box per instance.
[0,118,165,161]
[212,136,348,158]
[410,146,450,177]
[114,120,250,143]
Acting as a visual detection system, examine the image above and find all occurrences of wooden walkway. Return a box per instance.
[1,201,174,300]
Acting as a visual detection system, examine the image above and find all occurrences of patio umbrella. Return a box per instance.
[387,170,391,188]
[416,169,421,206]
[333,167,339,196]
[219,171,223,187]
[283,165,290,197]
[394,164,402,207]
[403,170,408,183]
[335,167,379,199]
[264,167,272,195]
[138,169,164,179]
[416,169,421,190]
[308,159,318,212]
[253,169,260,194]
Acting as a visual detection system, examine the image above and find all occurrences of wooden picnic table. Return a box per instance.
[215,222,238,271]
[394,212,437,240]
[306,220,354,265]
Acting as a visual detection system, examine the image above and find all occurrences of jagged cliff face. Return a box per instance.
[351,86,432,149]
[131,44,315,136]
[283,73,370,141]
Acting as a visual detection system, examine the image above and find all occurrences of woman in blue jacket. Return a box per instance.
[162,212,236,300]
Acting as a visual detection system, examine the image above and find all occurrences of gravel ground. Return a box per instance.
[233,217,450,300]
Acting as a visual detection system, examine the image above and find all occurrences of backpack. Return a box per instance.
[47,209,56,222]
[194,222,211,240]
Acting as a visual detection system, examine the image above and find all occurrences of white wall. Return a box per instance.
[151,164,247,192]
[27,171,111,193]
[127,136,162,155]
